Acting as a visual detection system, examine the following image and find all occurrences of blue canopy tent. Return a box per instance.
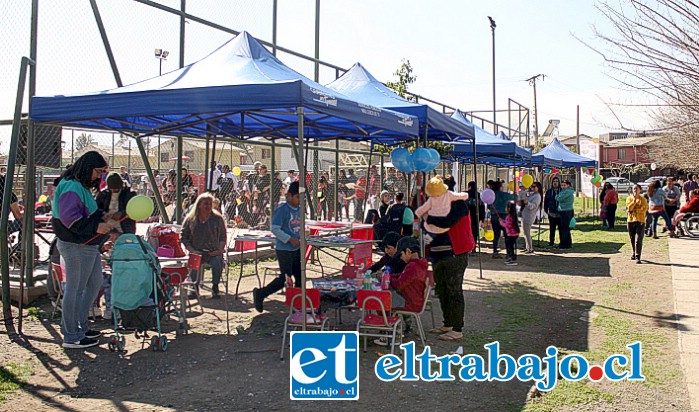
[30,31,421,329]
[326,63,474,142]
[532,138,597,168]
[448,110,531,166]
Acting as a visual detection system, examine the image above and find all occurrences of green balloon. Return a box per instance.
[402,207,415,225]
[479,228,485,238]
[569,217,577,229]
[126,195,154,221]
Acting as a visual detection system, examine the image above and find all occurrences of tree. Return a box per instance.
[592,0,699,169]
[75,133,94,151]
[381,59,453,157]
[386,59,417,102]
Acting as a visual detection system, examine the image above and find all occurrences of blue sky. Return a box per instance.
[0,0,652,152]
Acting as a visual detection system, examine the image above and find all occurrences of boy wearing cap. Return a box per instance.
[389,236,428,313]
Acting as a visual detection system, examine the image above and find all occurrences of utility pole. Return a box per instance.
[576,104,580,195]
[526,74,545,145]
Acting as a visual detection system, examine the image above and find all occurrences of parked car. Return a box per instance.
[605,177,634,194]
[637,176,665,192]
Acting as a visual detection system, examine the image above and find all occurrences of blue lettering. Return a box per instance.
[537,346,559,391]
[603,355,628,381]
[459,355,488,381]
[485,341,516,382]
[627,342,646,381]
[559,354,589,382]
[375,355,402,382]
[516,354,545,382]
[400,342,419,381]
[417,346,439,381]
[435,354,460,381]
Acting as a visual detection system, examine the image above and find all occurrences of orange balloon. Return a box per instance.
[595,181,602,187]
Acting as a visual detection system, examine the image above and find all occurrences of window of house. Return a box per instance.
[240,155,250,165]
[261,148,272,159]
[618,148,626,160]
[160,152,170,163]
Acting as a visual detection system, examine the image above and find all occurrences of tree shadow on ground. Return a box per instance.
[471,252,613,277]
[2,280,593,411]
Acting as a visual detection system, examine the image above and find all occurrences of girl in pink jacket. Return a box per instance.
[501,201,520,266]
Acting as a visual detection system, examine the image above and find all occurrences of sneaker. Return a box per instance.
[62,338,99,349]
[374,338,401,347]
[252,288,264,313]
[505,261,519,266]
[505,258,512,264]
[84,329,101,339]
[636,259,642,264]
[630,255,637,260]
[212,284,220,299]
[524,250,535,255]
[491,253,502,259]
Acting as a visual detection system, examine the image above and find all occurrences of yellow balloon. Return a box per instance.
[39,195,47,203]
[125,195,154,221]
[236,198,242,205]
[522,174,534,188]
[507,181,515,191]
[484,230,495,241]
[232,166,241,176]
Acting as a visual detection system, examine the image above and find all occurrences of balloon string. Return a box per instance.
[83,215,129,245]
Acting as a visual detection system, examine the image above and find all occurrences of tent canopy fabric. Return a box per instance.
[447,110,531,165]
[30,32,419,141]
[326,63,474,141]
[532,138,597,168]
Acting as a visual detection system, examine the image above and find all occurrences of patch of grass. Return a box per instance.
[524,380,614,412]
[26,307,41,320]
[604,282,634,294]
[0,363,32,403]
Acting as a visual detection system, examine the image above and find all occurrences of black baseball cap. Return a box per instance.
[393,236,420,258]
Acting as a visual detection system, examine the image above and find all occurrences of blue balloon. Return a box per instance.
[413,148,439,172]
[426,148,441,171]
[391,148,414,173]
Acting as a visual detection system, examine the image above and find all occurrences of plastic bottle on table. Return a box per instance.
[363,271,373,290]
[381,267,391,290]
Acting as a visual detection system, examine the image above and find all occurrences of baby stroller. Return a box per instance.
[108,233,170,352]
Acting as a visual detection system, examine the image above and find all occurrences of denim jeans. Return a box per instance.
[189,254,224,285]
[650,210,673,236]
[57,239,103,343]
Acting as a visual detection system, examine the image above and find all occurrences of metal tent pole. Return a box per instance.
[296,108,308,330]
[472,139,483,279]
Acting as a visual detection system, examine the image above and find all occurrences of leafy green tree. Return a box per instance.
[386,59,417,101]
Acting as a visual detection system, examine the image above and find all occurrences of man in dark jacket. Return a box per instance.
[543,176,562,247]
[95,173,137,235]
[369,232,406,275]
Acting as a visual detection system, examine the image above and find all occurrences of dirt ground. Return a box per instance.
[0,220,692,411]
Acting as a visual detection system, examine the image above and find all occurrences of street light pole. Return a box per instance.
[154,48,169,76]
[488,16,496,134]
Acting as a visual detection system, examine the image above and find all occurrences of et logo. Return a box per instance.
[289,331,359,400]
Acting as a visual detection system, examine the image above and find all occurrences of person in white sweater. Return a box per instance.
[519,181,543,254]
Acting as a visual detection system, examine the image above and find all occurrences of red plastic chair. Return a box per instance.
[50,263,65,319]
[280,288,329,360]
[356,290,402,354]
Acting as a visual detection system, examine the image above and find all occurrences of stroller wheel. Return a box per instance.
[151,336,159,351]
[159,336,168,352]
[116,336,125,352]
[108,338,117,352]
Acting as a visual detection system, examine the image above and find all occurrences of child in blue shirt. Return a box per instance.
[253,181,301,312]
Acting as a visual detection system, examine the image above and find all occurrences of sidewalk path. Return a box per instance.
[669,237,699,411]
